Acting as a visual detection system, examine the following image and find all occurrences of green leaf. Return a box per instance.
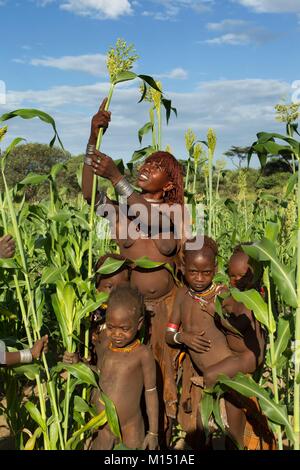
[76,292,109,323]
[97,257,126,275]
[49,421,59,450]
[131,145,155,163]
[66,410,107,450]
[161,98,177,124]
[13,363,41,381]
[138,75,162,92]
[285,173,298,198]
[50,163,65,179]
[274,318,291,366]
[49,210,71,223]
[25,402,46,432]
[138,122,153,145]
[212,395,225,432]
[231,288,274,332]
[0,108,64,149]
[133,256,164,269]
[19,173,49,186]
[200,391,213,436]
[0,258,19,269]
[40,266,67,285]
[24,427,42,451]
[114,71,137,84]
[217,373,294,441]
[74,395,93,414]
[243,239,298,309]
[101,391,121,439]
[265,221,280,243]
[54,362,98,388]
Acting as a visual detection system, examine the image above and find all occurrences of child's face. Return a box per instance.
[97,270,129,294]
[228,253,253,290]
[184,252,216,292]
[105,306,142,349]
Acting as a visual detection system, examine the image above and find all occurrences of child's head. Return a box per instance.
[183,236,218,292]
[228,245,254,291]
[96,254,129,294]
[105,285,144,349]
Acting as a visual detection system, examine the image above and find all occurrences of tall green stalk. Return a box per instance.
[264,268,283,449]
[294,158,300,449]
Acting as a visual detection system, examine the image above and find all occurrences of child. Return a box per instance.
[166,239,268,449]
[166,236,233,448]
[203,245,269,449]
[90,285,159,450]
[204,245,266,388]
[0,336,48,367]
[63,253,129,365]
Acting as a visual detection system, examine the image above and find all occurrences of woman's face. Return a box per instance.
[137,160,170,193]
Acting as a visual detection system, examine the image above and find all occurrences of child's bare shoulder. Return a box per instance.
[138,343,154,360]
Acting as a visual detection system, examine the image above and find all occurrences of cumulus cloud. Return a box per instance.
[35,0,133,19]
[142,0,214,21]
[205,33,252,45]
[156,68,188,80]
[206,19,248,30]
[204,17,276,45]
[0,78,292,161]
[234,0,300,14]
[28,54,107,76]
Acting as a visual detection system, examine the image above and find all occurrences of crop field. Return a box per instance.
[0,40,300,451]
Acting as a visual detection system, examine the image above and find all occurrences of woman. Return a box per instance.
[82,98,185,446]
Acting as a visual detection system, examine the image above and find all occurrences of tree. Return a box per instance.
[223,146,251,169]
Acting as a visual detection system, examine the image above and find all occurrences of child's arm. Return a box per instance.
[222,297,254,334]
[165,289,211,353]
[141,347,159,450]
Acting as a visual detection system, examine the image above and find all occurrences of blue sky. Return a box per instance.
[1,0,300,166]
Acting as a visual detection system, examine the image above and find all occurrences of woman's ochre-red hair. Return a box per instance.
[144,151,184,205]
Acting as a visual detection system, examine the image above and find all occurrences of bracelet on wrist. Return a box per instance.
[173,332,182,345]
[147,431,158,437]
[115,177,134,199]
[84,156,93,166]
[86,143,96,155]
[20,349,33,364]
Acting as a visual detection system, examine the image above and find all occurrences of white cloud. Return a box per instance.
[142,0,213,20]
[35,0,133,18]
[29,54,107,76]
[206,19,247,30]
[60,0,133,18]
[156,68,188,80]
[204,17,276,45]
[205,33,252,45]
[234,0,300,13]
[0,78,292,162]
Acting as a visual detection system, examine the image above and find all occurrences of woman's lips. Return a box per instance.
[139,174,149,181]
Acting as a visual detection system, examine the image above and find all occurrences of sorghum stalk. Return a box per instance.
[294,153,300,449]
[264,268,283,449]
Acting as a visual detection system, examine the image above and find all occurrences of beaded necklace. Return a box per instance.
[188,283,217,305]
[109,339,141,353]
